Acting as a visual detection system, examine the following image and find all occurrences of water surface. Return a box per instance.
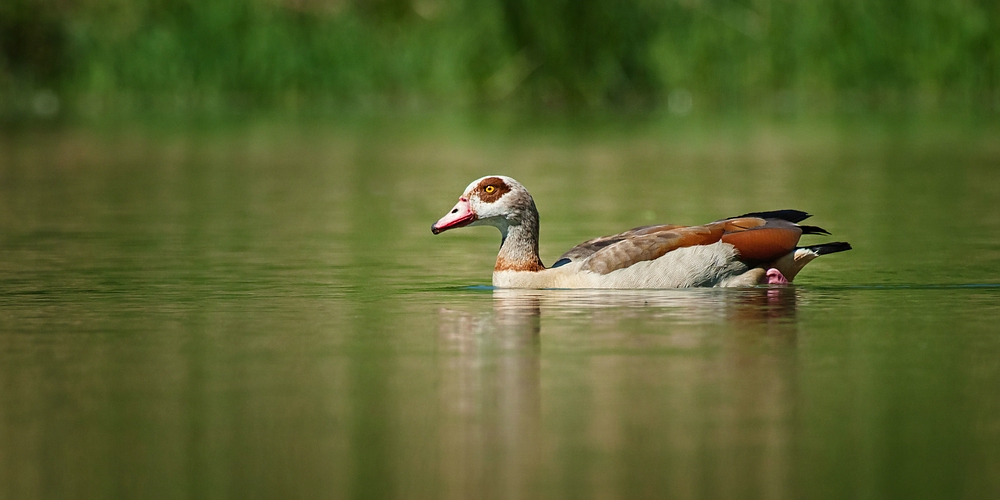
[1,118,998,499]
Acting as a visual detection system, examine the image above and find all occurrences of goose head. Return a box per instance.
[431,175,537,237]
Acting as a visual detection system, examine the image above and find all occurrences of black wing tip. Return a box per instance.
[732,209,812,223]
[804,242,852,255]
[799,224,832,236]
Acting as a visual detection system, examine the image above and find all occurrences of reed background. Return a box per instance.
[2,0,998,119]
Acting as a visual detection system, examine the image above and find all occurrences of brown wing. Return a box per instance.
[559,215,810,274]
[719,217,803,261]
[580,224,725,274]
[557,224,684,262]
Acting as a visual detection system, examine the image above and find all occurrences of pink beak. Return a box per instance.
[431,198,477,234]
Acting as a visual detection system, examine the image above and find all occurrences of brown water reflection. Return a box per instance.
[433,287,801,499]
[436,292,542,500]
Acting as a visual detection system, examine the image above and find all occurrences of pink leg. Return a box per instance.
[766,268,790,285]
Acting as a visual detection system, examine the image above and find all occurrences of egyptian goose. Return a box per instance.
[431,176,851,288]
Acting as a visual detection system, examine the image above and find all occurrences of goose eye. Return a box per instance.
[485,186,495,193]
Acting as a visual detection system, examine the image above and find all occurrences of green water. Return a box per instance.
[1,118,999,499]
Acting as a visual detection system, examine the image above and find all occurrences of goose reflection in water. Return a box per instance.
[434,287,799,500]
[435,292,542,500]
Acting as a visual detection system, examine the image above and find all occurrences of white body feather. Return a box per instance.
[494,241,762,289]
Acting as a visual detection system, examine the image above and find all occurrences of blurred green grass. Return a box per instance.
[1,0,998,119]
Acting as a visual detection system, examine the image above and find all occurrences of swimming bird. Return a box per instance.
[431,176,851,288]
